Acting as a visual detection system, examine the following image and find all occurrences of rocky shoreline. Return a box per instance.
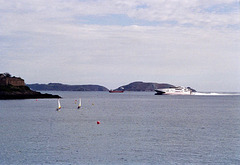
[0,73,61,100]
[0,85,60,100]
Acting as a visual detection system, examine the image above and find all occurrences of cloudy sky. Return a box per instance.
[0,0,239,92]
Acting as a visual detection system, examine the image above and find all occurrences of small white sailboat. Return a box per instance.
[56,99,61,111]
[77,98,81,109]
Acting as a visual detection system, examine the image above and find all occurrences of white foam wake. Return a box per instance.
[192,92,240,96]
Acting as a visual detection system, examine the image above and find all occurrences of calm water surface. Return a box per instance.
[0,91,240,164]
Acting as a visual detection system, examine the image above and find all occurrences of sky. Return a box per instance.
[0,0,240,92]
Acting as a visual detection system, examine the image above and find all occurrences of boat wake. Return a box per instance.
[192,92,240,96]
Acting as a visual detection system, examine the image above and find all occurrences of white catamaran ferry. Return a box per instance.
[155,86,195,95]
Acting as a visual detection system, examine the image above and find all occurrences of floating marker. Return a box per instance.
[97,121,100,124]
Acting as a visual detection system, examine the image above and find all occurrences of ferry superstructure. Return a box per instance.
[155,86,194,95]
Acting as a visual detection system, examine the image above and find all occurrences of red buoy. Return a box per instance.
[97,121,100,124]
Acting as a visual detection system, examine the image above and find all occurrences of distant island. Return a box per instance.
[27,83,109,91]
[114,81,176,91]
[116,81,196,92]
[27,81,193,92]
[0,73,60,99]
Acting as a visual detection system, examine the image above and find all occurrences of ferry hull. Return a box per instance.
[155,92,192,95]
[109,90,124,93]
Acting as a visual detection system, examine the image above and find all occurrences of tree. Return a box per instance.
[3,73,11,77]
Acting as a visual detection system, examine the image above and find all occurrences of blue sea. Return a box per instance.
[0,91,240,164]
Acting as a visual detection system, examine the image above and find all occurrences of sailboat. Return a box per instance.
[77,98,81,109]
[56,99,61,111]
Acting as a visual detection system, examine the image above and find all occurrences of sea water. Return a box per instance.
[0,91,240,164]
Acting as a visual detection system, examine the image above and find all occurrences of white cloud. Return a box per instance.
[0,0,239,91]
[1,0,239,28]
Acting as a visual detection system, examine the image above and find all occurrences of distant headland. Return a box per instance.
[27,81,196,92]
[27,81,176,91]
[0,73,60,99]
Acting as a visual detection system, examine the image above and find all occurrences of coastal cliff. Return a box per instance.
[0,73,60,99]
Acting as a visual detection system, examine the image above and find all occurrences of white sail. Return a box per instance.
[78,98,81,109]
[57,99,61,110]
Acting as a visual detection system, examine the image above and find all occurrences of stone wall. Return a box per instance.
[0,77,25,86]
